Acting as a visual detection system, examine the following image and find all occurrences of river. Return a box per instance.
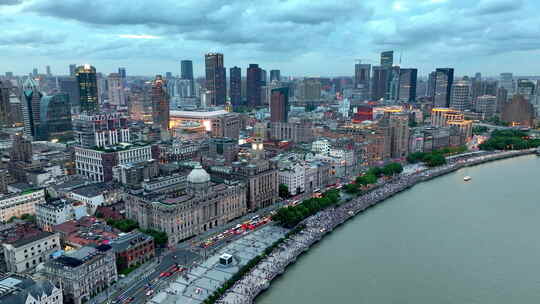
[256,155,540,304]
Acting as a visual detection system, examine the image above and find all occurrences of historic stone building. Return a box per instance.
[125,164,247,245]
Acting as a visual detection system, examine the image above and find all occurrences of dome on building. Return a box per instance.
[187,164,210,184]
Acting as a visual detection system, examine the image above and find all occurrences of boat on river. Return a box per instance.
[463,176,472,181]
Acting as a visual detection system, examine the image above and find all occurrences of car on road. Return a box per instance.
[146,290,154,296]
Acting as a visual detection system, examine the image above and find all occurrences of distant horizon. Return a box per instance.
[1,1,540,77]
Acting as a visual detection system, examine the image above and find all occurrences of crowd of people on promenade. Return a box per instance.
[213,150,531,304]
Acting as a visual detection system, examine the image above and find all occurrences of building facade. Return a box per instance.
[40,245,117,304]
[434,68,454,107]
[205,53,226,106]
[2,232,61,273]
[73,112,130,148]
[0,189,45,222]
[229,66,242,106]
[125,165,247,245]
[75,65,99,114]
[247,64,263,107]
[270,87,289,123]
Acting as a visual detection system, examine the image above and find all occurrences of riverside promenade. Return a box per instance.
[216,149,534,304]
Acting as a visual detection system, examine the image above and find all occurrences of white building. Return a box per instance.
[278,163,305,195]
[36,199,87,231]
[311,139,330,155]
[107,73,126,106]
[475,95,497,119]
[69,184,121,215]
[450,80,472,111]
[2,232,61,273]
[0,190,45,222]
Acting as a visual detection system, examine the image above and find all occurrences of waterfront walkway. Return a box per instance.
[216,149,533,304]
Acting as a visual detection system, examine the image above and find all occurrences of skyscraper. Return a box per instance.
[107,73,125,106]
[354,63,371,101]
[38,93,73,141]
[427,71,437,98]
[21,78,42,139]
[32,68,38,77]
[270,70,281,82]
[450,80,472,111]
[247,64,263,107]
[0,80,12,126]
[380,51,394,68]
[434,68,454,107]
[46,65,51,76]
[151,75,170,132]
[205,53,226,106]
[229,66,241,106]
[69,64,77,77]
[270,87,289,123]
[260,69,267,85]
[59,77,80,113]
[118,67,127,87]
[499,73,514,97]
[181,60,194,96]
[371,66,390,101]
[398,68,417,102]
[75,64,99,113]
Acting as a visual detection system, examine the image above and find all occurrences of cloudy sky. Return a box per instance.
[1,0,539,77]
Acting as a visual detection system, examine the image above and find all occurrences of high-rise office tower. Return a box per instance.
[75,64,99,113]
[398,68,417,102]
[354,63,371,101]
[516,79,535,99]
[496,87,508,113]
[10,133,33,163]
[270,87,289,123]
[371,66,390,101]
[59,77,80,113]
[118,67,127,87]
[69,64,77,77]
[118,67,126,79]
[205,53,226,106]
[229,66,242,106]
[380,51,394,68]
[46,65,51,76]
[302,78,322,101]
[21,78,42,139]
[270,70,281,82]
[151,75,170,132]
[107,73,125,106]
[165,72,173,79]
[0,80,12,126]
[434,68,454,107]
[260,69,267,85]
[427,71,437,98]
[247,64,263,107]
[38,93,73,141]
[450,80,472,111]
[32,68,38,77]
[181,60,194,96]
[388,66,401,100]
[499,73,514,97]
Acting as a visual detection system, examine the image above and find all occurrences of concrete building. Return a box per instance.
[398,68,417,102]
[74,142,159,182]
[475,95,497,119]
[39,245,117,304]
[107,73,125,106]
[0,275,62,304]
[151,75,170,134]
[110,231,154,271]
[70,183,123,214]
[434,68,454,107]
[381,112,410,159]
[270,120,314,143]
[170,110,241,140]
[125,164,247,245]
[231,159,278,211]
[247,64,263,107]
[450,80,472,111]
[0,189,45,222]
[229,66,242,106]
[354,63,370,101]
[312,139,331,155]
[205,53,226,106]
[2,231,60,273]
[180,60,195,96]
[35,199,87,231]
[75,64,99,114]
[112,159,159,188]
[208,137,238,165]
[499,73,514,97]
[270,87,289,123]
[502,95,535,127]
[73,112,130,148]
[278,163,305,195]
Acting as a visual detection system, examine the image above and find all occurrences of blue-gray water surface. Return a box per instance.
[256,155,540,304]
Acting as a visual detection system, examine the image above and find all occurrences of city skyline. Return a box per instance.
[1,0,539,77]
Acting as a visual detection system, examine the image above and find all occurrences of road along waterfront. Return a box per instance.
[214,149,536,304]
